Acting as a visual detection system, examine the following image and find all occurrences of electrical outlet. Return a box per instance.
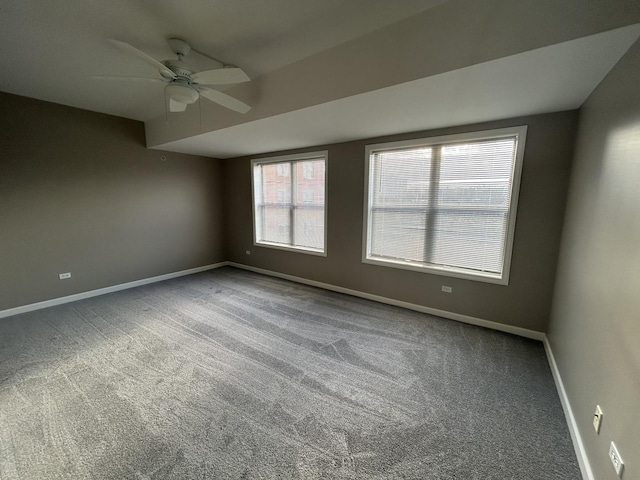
[609,442,624,477]
[58,272,71,280]
[441,286,452,293]
[245,250,251,255]
[593,405,603,434]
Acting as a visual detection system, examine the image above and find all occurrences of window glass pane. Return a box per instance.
[370,209,427,262]
[439,139,515,209]
[293,159,325,249]
[369,148,431,261]
[295,160,325,205]
[433,138,516,273]
[259,205,291,245]
[431,209,507,273]
[294,207,324,249]
[262,163,291,204]
[372,148,432,207]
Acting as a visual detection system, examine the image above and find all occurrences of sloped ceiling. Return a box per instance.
[2,0,640,159]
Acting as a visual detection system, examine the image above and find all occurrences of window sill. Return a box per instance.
[362,256,509,285]
[255,241,327,257]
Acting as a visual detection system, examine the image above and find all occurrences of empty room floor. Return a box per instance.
[0,267,580,479]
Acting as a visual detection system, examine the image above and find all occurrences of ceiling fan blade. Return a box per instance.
[169,98,188,112]
[192,67,250,85]
[91,75,165,83]
[109,39,176,79]
[197,87,251,114]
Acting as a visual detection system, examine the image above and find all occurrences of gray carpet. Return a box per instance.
[0,267,580,479]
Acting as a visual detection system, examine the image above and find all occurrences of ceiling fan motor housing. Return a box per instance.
[168,37,191,57]
[163,60,195,79]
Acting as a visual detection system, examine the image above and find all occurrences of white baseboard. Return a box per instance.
[227,262,544,341]
[2,259,546,341]
[543,335,593,480]
[0,262,229,319]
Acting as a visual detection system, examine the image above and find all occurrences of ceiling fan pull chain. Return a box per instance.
[164,88,169,123]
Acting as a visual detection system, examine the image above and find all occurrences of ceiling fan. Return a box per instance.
[99,38,251,114]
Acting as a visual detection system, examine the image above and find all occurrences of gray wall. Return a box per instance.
[0,92,225,311]
[548,41,640,479]
[224,111,578,332]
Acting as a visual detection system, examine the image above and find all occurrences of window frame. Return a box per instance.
[362,126,527,285]
[251,150,328,256]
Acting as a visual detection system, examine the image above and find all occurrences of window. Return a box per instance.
[363,126,526,284]
[252,151,327,255]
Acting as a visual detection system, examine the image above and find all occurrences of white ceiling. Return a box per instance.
[0,0,446,121]
[1,1,639,160]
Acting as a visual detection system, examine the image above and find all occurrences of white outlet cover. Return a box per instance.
[609,441,624,477]
[441,286,452,293]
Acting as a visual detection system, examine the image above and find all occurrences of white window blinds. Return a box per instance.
[253,152,327,254]
[364,127,526,284]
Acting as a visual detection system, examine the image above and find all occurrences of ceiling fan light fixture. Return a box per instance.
[165,83,199,105]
